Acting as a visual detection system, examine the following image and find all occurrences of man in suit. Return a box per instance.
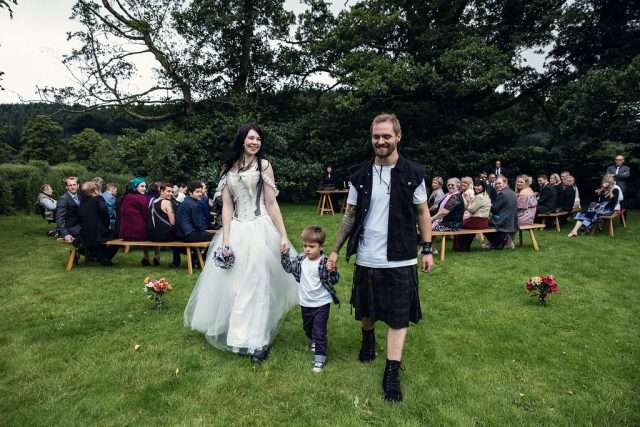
[56,176,82,242]
[176,181,211,242]
[494,160,506,177]
[486,175,517,249]
[486,173,498,203]
[606,155,630,196]
[536,174,557,214]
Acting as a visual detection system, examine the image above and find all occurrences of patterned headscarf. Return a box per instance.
[129,177,145,192]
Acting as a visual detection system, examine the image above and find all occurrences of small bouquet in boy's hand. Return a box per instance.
[144,276,174,309]
[525,275,559,305]
[214,245,235,269]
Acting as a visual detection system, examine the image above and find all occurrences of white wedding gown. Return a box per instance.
[183,169,298,354]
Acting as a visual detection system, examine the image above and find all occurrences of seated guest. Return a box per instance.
[56,176,82,243]
[454,179,491,251]
[320,165,337,189]
[486,173,498,203]
[37,184,57,223]
[119,177,157,266]
[102,183,118,231]
[536,174,557,214]
[557,174,576,212]
[431,178,464,231]
[198,181,214,229]
[92,176,104,193]
[549,173,561,187]
[568,176,581,210]
[568,174,620,237]
[174,183,188,204]
[77,181,118,265]
[484,176,517,249]
[460,176,475,219]
[176,181,212,242]
[147,183,181,267]
[515,175,537,226]
[428,176,445,214]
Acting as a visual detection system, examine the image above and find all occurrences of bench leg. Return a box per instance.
[65,246,76,271]
[124,245,130,254]
[196,249,205,269]
[529,229,540,251]
[440,236,446,262]
[316,195,323,214]
[518,230,523,247]
[621,212,627,228]
[609,218,614,237]
[186,248,193,275]
[555,217,561,232]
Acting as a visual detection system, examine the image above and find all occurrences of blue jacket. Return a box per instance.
[176,196,208,237]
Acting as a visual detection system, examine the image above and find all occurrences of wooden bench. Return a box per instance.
[537,211,570,232]
[60,239,211,275]
[431,223,546,262]
[591,210,626,237]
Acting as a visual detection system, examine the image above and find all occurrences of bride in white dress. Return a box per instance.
[184,124,298,362]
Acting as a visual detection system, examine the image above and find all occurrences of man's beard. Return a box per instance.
[375,144,396,158]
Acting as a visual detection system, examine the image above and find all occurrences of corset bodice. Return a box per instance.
[227,170,267,221]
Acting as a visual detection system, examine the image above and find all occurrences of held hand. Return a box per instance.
[327,251,338,272]
[64,234,74,243]
[280,239,289,254]
[421,254,434,273]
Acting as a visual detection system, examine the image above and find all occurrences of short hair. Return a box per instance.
[537,174,548,180]
[566,175,575,185]
[159,182,173,191]
[40,184,52,193]
[550,173,561,183]
[81,181,98,196]
[64,176,78,184]
[371,113,401,137]
[497,175,508,184]
[92,176,104,190]
[447,177,461,188]
[615,154,625,160]
[106,182,117,191]
[432,176,444,187]
[461,176,473,186]
[300,225,326,245]
[473,179,486,193]
[188,181,204,193]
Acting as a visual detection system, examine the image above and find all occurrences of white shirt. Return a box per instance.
[347,164,428,268]
[299,258,333,307]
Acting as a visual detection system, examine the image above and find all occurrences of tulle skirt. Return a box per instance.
[183,214,298,354]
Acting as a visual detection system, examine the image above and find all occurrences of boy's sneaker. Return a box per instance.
[312,360,325,373]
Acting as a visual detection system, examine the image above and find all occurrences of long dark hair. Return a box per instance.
[221,124,267,215]
[221,124,266,177]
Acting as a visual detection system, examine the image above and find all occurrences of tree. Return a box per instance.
[0,0,18,90]
[66,127,110,162]
[21,116,65,164]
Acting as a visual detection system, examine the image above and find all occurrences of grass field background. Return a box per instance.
[1,205,638,426]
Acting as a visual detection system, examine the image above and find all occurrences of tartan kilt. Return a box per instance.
[350,264,422,329]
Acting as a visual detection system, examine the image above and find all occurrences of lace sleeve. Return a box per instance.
[214,175,227,198]
[262,174,279,197]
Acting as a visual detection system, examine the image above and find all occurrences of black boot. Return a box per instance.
[382,359,403,402]
[358,328,376,362]
[251,346,270,364]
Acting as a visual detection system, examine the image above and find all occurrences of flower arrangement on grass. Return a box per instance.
[144,277,174,309]
[525,275,559,305]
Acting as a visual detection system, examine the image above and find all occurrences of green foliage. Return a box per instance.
[20,115,65,164]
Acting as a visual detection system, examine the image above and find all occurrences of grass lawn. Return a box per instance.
[1,205,639,426]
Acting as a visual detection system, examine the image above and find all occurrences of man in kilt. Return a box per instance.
[327,113,434,402]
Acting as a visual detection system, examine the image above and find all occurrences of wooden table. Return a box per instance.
[316,189,349,216]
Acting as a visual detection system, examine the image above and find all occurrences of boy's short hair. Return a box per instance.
[106,182,117,191]
[188,181,204,193]
[300,225,326,245]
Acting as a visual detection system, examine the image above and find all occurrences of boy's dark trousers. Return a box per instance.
[301,303,330,356]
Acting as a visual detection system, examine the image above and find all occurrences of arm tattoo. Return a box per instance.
[332,204,356,253]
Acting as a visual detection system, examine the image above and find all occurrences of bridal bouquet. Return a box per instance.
[525,275,559,305]
[214,245,235,269]
[144,276,174,309]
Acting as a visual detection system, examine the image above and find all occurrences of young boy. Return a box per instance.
[281,225,340,372]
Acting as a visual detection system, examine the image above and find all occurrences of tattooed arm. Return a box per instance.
[327,204,356,271]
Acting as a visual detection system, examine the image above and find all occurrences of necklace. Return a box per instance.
[374,164,391,195]
[238,156,256,173]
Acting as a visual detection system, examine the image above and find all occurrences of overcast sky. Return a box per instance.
[0,0,545,104]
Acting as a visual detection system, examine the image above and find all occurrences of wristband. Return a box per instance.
[420,241,432,255]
